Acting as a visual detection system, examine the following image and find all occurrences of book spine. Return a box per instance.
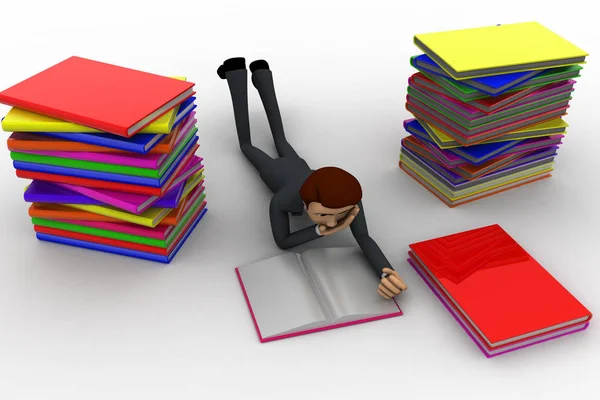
[130,92,196,136]
[298,254,334,321]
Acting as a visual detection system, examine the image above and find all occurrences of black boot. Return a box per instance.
[249,59,269,73]
[217,57,246,79]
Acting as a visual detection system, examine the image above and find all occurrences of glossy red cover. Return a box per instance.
[409,224,592,345]
[0,56,194,136]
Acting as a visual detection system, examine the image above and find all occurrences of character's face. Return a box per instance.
[306,202,355,227]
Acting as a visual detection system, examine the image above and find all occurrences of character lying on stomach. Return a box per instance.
[218,57,406,299]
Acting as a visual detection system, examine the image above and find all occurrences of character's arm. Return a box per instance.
[350,200,393,277]
[269,194,321,249]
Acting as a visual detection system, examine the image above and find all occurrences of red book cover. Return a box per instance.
[0,56,195,137]
[409,224,592,346]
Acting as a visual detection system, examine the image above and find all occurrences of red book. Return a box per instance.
[0,56,195,137]
[409,224,591,355]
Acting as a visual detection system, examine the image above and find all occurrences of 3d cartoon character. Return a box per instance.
[217,57,406,299]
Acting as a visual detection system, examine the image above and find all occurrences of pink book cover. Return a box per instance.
[235,248,403,343]
[55,157,204,215]
[20,116,198,169]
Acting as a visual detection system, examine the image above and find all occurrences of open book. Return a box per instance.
[236,247,403,342]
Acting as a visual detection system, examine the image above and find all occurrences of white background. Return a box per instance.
[0,0,598,399]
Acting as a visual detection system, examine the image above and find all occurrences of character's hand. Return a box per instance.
[377,268,407,299]
[318,205,360,236]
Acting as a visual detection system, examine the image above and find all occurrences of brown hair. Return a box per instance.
[300,167,362,208]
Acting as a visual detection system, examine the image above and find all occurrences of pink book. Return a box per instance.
[20,116,198,169]
[55,157,204,214]
[418,80,575,119]
[236,247,402,342]
[66,184,206,239]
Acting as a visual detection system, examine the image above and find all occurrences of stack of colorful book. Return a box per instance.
[400,22,588,207]
[0,56,207,263]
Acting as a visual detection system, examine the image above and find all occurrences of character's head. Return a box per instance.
[300,167,362,228]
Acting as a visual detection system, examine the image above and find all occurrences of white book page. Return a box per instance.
[301,247,400,323]
[237,253,330,339]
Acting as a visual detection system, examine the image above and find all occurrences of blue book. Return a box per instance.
[410,55,543,96]
[32,98,197,154]
[35,208,208,264]
[14,135,198,187]
[403,119,521,164]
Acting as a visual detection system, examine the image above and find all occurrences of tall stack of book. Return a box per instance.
[0,56,207,263]
[400,22,588,207]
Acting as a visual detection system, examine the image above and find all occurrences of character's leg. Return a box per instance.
[218,58,277,191]
[249,60,300,159]
[217,57,253,148]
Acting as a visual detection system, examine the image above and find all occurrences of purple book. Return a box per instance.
[24,180,186,210]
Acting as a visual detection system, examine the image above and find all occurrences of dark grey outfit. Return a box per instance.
[220,59,392,276]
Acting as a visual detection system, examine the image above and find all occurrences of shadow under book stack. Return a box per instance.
[0,58,207,263]
[399,22,588,207]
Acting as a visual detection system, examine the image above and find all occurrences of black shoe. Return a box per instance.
[217,57,246,79]
[249,59,270,73]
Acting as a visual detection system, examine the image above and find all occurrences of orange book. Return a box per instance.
[7,127,182,154]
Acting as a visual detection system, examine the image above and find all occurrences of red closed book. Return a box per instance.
[409,224,592,354]
[0,56,195,137]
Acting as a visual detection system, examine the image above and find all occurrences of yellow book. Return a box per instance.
[182,172,205,197]
[64,202,171,228]
[62,169,204,228]
[184,171,205,194]
[421,118,568,149]
[2,76,188,134]
[414,22,588,80]
[400,152,553,201]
